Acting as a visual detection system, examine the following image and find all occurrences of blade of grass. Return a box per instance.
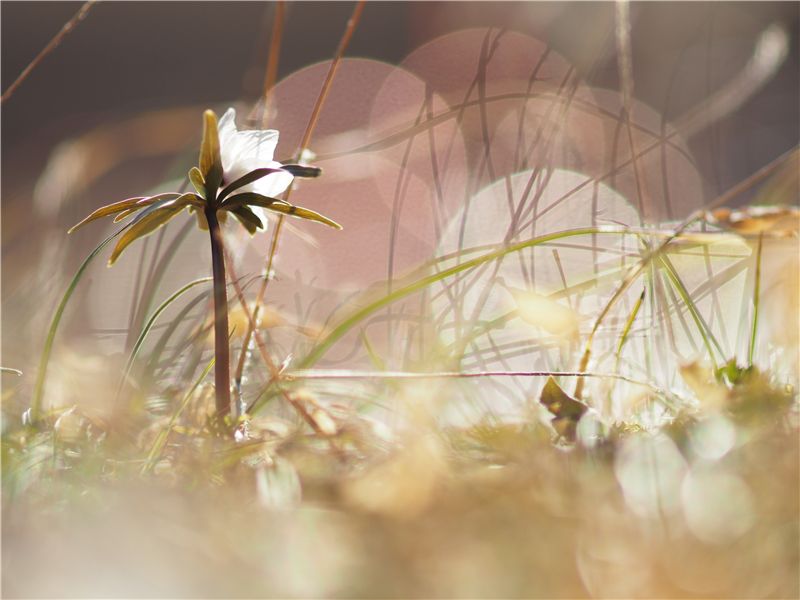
[360,330,387,371]
[32,184,192,423]
[614,288,646,372]
[659,265,700,357]
[297,227,615,370]
[224,252,345,455]
[117,277,212,402]
[249,226,640,416]
[31,228,124,423]
[615,0,653,220]
[145,289,210,377]
[285,368,683,411]
[125,175,193,345]
[129,218,194,336]
[657,253,725,366]
[572,142,794,397]
[748,232,764,367]
[125,235,152,350]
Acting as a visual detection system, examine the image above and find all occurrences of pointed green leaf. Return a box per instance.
[225,192,341,229]
[113,207,138,223]
[199,109,223,196]
[281,164,322,178]
[221,192,283,210]
[217,167,285,203]
[109,209,181,265]
[189,167,206,197]
[114,193,203,224]
[108,195,194,265]
[264,202,342,230]
[68,195,160,233]
[179,192,205,208]
[228,204,264,235]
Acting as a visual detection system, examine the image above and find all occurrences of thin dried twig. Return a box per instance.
[289,368,666,388]
[296,0,367,155]
[233,1,367,390]
[614,0,651,222]
[1,1,96,104]
[255,0,286,127]
[235,2,288,389]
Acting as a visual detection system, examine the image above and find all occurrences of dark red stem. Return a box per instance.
[205,206,231,418]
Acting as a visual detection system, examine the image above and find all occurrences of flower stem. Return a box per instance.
[205,206,231,419]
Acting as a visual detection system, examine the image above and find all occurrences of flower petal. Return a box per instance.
[231,128,280,162]
[218,107,237,144]
[218,108,243,171]
[217,107,281,176]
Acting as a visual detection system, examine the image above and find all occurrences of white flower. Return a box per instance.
[217,107,294,211]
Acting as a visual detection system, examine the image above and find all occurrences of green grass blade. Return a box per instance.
[360,330,387,371]
[131,218,195,337]
[248,227,627,415]
[298,227,612,370]
[108,197,194,265]
[145,289,210,377]
[657,254,725,366]
[31,229,124,422]
[748,232,764,367]
[118,277,212,399]
[614,288,646,371]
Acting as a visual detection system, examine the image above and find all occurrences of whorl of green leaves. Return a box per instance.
[68,109,341,266]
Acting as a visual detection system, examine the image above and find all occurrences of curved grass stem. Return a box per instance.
[31,229,123,423]
[748,232,764,367]
[117,277,212,402]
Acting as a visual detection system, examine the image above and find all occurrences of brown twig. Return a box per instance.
[234,1,288,392]
[257,0,286,127]
[286,368,671,394]
[296,0,367,154]
[614,0,651,223]
[1,1,96,104]
[233,0,366,393]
